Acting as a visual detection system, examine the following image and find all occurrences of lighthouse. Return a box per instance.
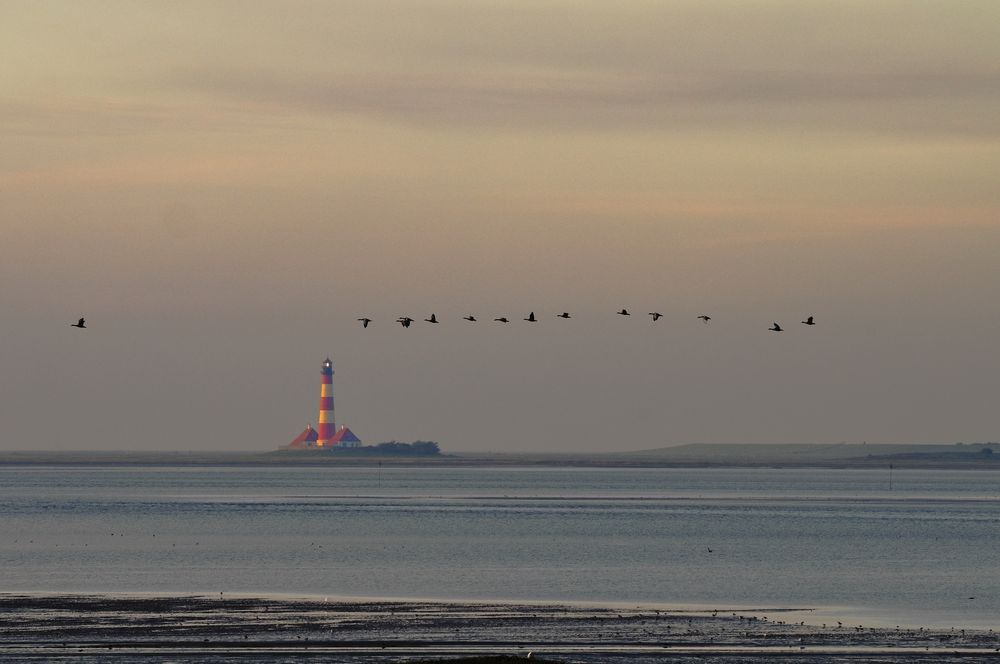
[281,358,362,450]
[316,357,336,447]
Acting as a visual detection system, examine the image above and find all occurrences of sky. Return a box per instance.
[2,1,999,453]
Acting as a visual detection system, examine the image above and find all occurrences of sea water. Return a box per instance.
[1,465,998,629]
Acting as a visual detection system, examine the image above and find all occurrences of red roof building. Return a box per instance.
[328,426,362,447]
[286,425,319,449]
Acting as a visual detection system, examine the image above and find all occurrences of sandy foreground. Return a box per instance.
[0,594,997,662]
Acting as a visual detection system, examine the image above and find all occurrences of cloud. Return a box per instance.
[168,65,1000,136]
[7,64,997,142]
[4,2,998,139]
[0,94,303,139]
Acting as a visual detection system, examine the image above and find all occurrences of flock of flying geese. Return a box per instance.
[71,313,818,332]
[355,311,818,331]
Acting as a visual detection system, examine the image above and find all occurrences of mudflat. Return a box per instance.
[0,593,996,662]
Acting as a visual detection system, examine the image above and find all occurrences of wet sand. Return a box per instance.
[0,593,997,662]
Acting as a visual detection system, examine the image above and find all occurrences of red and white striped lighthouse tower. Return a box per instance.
[316,357,336,447]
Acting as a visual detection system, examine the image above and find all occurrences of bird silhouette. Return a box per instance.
[494,317,509,323]
[524,312,537,322]
[397,317,414,328]
[649,312,662,321]
[557,312,571,319]
[801,316,816,326]
[697,315,711,323]
[425,314,439,324]
[617,309,630,316]
[357,318,372,328]
[70,317,86,328]
[463,315,477,322]
[769,322,783,332]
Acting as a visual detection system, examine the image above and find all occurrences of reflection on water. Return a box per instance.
[1,466,998,629]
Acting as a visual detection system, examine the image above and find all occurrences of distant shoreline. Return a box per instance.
[1,444,999,470]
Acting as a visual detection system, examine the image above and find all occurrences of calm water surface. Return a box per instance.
[1,466,998,629]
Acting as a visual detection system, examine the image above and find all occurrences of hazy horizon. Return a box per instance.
[3,2,998,452]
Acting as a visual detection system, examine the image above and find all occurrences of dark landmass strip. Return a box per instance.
[278,440,442,457]
[2,442,1000,469]
[0,593,996,663]
[615,442,1000,470]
